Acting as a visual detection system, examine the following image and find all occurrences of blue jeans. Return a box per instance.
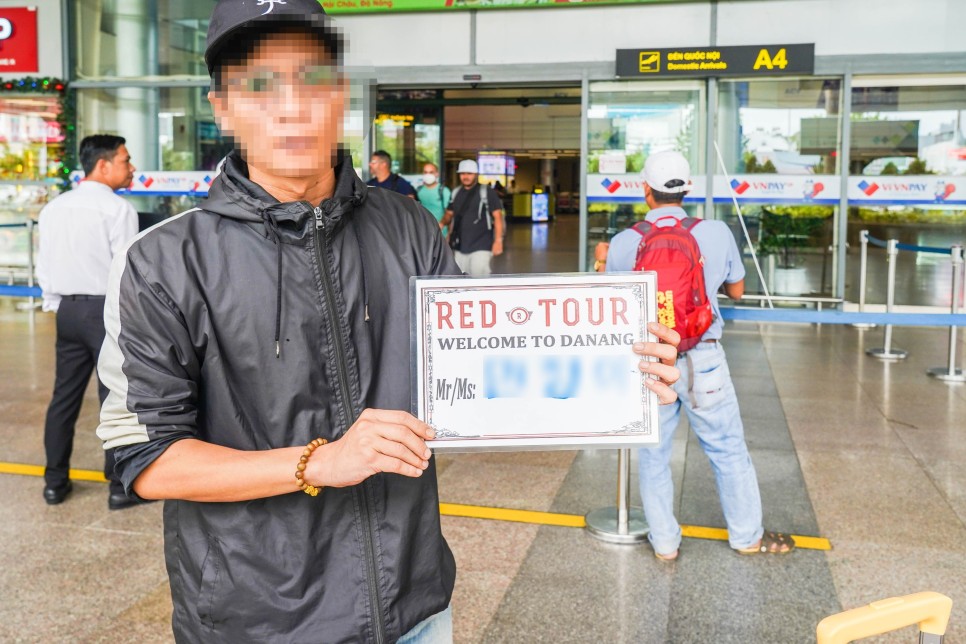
[398,606,453,644]
[637,342,764,555]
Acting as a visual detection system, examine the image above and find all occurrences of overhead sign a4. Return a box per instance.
[616,44,815,78]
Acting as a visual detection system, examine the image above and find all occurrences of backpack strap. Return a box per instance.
[630,220,652,237]
[682,217,702,231]
[477,184,492,230]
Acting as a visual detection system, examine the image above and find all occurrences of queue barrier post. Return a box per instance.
[927,244,966,383]
[25,219,36,310]
[867,238,909,361]
[585,447,648,544]
[852,229,876,330]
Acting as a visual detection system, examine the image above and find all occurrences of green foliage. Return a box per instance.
[881,162,899,175]
[854,207,966,224]
[742,153,777,174]
[743,153,759,173]
[757,207,828,268]
[904,157,932,175]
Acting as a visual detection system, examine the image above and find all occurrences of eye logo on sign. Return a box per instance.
[506,307,532,325]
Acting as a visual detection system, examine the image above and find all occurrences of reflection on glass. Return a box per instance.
[0,96,64,181]
[72,0,216,79]
[849,84,966,177]
[586,81,704,271]
[77,86,231,175]
[845,82,966,306]
[373,110,441,176]
[717,79,840,175]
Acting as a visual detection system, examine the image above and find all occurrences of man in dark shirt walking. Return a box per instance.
[367,149,416,198]
[441,159,504,276]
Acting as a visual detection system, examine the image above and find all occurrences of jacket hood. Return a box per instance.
[201,149,367,232]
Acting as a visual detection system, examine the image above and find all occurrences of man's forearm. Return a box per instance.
[133,438,305,502]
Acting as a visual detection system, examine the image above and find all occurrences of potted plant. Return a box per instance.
[757,207,829,295]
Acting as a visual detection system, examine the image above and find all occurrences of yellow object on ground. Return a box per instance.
[816,592,953,644]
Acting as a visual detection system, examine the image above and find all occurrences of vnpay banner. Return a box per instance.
[69,171,216,196]
[68,170,966,206]
[589,174,966,206]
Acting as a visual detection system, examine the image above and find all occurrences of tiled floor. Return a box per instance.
[2,216,965,642]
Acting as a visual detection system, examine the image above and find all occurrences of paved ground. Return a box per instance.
[2,217,965,641]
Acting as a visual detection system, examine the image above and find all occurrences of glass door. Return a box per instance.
[585,80,705,270]
[715,78,842,297]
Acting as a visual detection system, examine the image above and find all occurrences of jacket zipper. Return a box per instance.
[314,207,387,644]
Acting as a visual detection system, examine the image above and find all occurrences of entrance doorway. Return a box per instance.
[373,85,582,272]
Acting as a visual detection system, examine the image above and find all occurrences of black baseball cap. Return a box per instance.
[204,0,343,75]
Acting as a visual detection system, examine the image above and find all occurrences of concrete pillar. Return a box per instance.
[114,0,159,170]
[540,158,555,192]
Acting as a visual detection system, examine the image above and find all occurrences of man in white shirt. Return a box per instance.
[37,134,139,509]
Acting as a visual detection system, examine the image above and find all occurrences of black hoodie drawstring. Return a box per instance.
[266,217,283,358]
[353,223,371,322]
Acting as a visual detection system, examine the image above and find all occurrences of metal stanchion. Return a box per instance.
[852,229,876,330]
[585,448,648,544]
[26,219,36,310]
[867,238,908,360]
[928,244,966,383]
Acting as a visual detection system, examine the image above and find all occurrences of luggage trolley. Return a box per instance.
[817,592,952,643]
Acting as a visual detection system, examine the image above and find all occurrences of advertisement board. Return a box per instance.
[411,273,660,451]
[0,7,38,73]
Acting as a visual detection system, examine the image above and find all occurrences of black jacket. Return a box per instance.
[97,152,458,643]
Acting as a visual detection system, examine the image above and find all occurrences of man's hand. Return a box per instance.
[635,321,681,404]
[594,241,609,272]
[595,241,609,262]
[492,238,504,256]
[308,409,435,488]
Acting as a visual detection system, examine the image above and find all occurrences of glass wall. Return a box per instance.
[373,90,443,177]
[846,79,966,306]
[0,94,64,270]
[68,0,372,218]
[72,0,214,79]
[716,78,841,296]
[586,80,704,271]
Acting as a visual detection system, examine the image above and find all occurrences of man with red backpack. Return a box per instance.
[599,150,795,561]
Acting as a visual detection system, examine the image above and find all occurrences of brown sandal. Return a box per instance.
[654,549,679,562]
[735,530,795,555]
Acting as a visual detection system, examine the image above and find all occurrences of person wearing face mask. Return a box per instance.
[416,162,451,238]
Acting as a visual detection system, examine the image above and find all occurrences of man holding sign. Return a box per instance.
[95,1,683,641]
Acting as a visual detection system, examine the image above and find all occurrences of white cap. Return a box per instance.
[641,151,691,194]
[457,159,479,174]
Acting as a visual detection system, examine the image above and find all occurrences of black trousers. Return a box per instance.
[43,296,122,494]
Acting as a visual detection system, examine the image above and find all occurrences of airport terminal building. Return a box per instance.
[1,2,966,641]
[1,0,964,304]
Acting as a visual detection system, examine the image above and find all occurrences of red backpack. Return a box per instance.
[631,216,714,352]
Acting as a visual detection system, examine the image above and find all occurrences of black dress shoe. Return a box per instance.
[43,481,73,505]
[108,492,142,511]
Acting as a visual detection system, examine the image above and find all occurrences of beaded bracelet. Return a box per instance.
[295,438,328,496]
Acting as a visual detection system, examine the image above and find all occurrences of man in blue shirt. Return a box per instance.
[367,149,416,198]
[603,151,795,561]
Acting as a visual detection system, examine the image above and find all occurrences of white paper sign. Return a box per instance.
[411,273,660,451]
